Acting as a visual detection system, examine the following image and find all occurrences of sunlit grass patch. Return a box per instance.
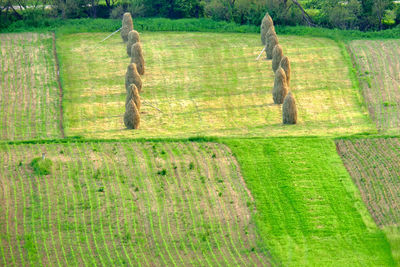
[58,32,374,139]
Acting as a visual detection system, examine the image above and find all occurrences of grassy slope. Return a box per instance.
[349,40,400,133]
[57,32,374,139]
[223,137,394,266]
[337,138,400,265]
[0,33,62,140]
[0,141,272,266]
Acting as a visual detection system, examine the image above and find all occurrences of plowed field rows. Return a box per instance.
[0,141,272,266]
[0,33,62,140]
[349,40,400,133]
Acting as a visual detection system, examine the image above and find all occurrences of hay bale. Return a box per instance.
[121,13,134,43]
[127,30,140,57]
[272,44,283,73]
[266,26,276,40]
[131,42,145,75]
[126,84,141,112]
[280,56,291,86]
[261,13,274,45]
[125,63,142,92]
[124,99,140,129]
[273,67,288,104]
[266,33,278,60]
[282,92,297,124]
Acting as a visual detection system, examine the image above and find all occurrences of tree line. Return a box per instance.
[1,0,399,31]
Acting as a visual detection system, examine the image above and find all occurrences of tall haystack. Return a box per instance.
[261,13,274,45]
[124,99,140,129]
[282,92,297,124]
[125,63,142,92]
[273,67,288,104]
[131,42,145,75]
[126,84,141,112]
[280,56,291,86]
[272,44,283,73]
[127,30,140,57]
[266,33,279,60]
[121,13,134,43]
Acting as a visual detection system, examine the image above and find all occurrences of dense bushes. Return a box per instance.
[1,0,399,31]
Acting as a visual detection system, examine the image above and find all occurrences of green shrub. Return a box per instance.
[30,157,52,176]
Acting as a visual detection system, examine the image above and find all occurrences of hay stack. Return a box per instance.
[125,63,142,92]
[282,92,297,124]
[127,30,140,57]
[272,44,283,73]
[121,13,134,43]
[273,67,288,104]
[266,33,278,60]
[126,84,141,112]
[280,56,291,86]
[131,42,145,75]
[261,13,274,45]
[124,99,140,129]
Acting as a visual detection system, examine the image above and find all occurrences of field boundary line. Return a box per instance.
[51,32,65,139]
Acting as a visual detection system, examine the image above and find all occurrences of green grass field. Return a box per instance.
[349,40,400,133]
[0,33,62,140]
[225,138,394,266]
[57,32,374,139]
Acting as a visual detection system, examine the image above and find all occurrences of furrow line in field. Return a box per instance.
[65,144,89,266]
[142,144,178,266]
[8,145,27,266]
[180,142,224,266]
[77,143,107,266]
[120,143,151,266]
[216,143,267,266]
[167,142,216,266]
[112,143,142,265]
[104,144,134,265]
[206,144,248,266]
[129,144,167,266]
[187,142,235,265]
[96,144,125,266]
[157,142,198,266]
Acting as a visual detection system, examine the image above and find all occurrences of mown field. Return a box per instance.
[349,40,400,133]
[0,141,273,266]
[225,138,394,266]
[57,32,374,139]
[337,138,400,264]
[0,33,62,140]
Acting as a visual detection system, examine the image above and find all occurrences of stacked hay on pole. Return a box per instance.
[127,30,140,57]
[272,44,283,73]
[131,42,145,75]
[121,13,134,43]
[282,92,297,124]
[124,67,142,130]
[273,67,288,104]
[280,56,291,86]
[124,99,140,129]
[261,13,274,46]
[125,63,142,92]
[126,84,141,112]
[266,33,278,60]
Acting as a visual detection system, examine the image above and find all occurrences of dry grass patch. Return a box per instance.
[58,32,374,139]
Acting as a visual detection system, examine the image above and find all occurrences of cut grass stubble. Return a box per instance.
[58,32,374,139]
